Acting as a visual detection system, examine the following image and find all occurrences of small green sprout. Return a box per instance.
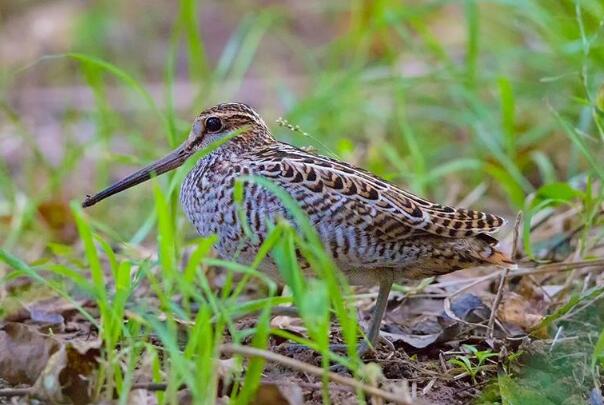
[448,344,499,383]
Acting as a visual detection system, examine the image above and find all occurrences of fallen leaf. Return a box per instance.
[217,357,240,378]
[498,292,543,331]
[448,293,490,323]
[270,315,307,345]
[32,338,101,404]
[251,382,304,405]
[382,313,444,349]
[30,307,65,326]
[0,322,60,385]
[383,293,495,349]
[381,329,441,349]
[3,297,93,335]
[37,199,77,243]
[3,276,32,294]
[127,389,159,405]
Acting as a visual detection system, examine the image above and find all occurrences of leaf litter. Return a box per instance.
[1,201,603,404]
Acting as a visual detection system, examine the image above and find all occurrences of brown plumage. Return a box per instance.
[83,102,513,348]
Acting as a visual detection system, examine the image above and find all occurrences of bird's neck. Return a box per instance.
[190,128,274,172]
[229,127,275,151]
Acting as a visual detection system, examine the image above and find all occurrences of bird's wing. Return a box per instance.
[253,144,505,239]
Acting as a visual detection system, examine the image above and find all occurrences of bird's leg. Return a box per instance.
[276,276,395,362]
[366,276,393,346]
[324,276,394,373]
[327,275,394,356]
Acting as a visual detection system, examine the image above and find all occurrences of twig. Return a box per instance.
[487,267,510,341]
[438,352,449,375]
[524,259,604,276]
[432,258,604,292]
[220,343,418,405]
[295,382,353,393]
[511,211,522,259]
[0,378,368,399]
[486,212,521,341]
[0,383,172,399]
[432,272,495,290]
[131,380,356,394]
[421,378,437,396]
[549,326,563,353]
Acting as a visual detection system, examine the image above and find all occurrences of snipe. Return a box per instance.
[83,103,512,349]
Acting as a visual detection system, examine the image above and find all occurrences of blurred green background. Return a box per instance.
[1,0,602,257]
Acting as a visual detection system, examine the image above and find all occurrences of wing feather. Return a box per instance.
[253,144,506,240]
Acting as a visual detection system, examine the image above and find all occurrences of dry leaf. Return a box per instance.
[0,322,60,385]
[270,315,307,341]
[29,307,65,326]
[0,321,100,403]
[383,293,492,349]
[37,199,77,243]
[251,382,304,405]
[4,297,92,334]
[498,292,543,331]
[381,329,441,349]
[32,338,101,404]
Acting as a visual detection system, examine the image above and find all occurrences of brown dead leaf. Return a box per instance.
[32,338,101,404]
[383,293,492,349]
[217,357,240,378]
[251,382,304,405]
[515,276,551,312]
[37,199,77,243]
[497,292,543,331]
[270,315,307,344]
[381,329,442,349]
[383,312,445,349]
[0,215,11,225]
[0,322,100,403]
[3,276,32,294]
[0,322,60,385]
[3,297,94,337]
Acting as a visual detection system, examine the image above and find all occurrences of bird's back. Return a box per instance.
[180,142,511,284]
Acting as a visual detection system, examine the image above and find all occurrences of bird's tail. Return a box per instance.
[472,233,515,266]
[402,234,515,279]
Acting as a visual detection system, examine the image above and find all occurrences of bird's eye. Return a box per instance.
[205,117,222,133]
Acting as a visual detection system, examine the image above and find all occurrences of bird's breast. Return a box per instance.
[179,154,284,261]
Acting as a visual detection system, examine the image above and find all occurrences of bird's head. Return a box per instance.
[82,102,271,208]
[188,102,271,150]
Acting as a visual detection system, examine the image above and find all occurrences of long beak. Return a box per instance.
[82,143,191,208]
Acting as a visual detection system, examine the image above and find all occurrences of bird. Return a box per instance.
[82,102,512,351]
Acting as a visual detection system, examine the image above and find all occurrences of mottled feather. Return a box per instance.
[177,103,512,286]
[253,144,505,238]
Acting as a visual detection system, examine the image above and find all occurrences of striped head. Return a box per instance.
[82,102,272,208]
[188,103,273,150]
